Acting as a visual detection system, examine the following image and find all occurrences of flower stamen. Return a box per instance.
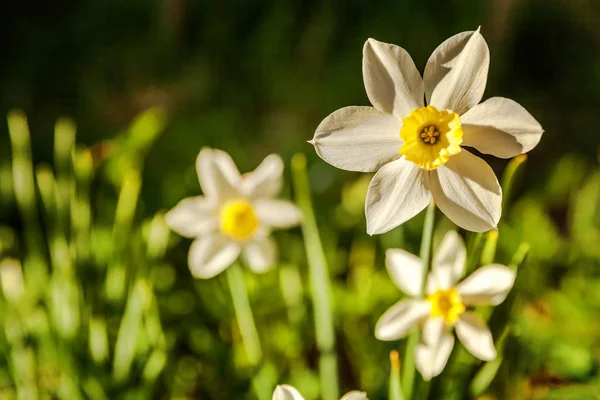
[420,125,441,145]
[427,287,465,325]
[399,106,463,170]
[220,199,259,241]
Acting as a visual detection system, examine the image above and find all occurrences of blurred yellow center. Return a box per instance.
[427,287,465,324]
[399,106,463,170]
[220,199,258,241]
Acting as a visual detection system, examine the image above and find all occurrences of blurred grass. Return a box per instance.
[1,0,600,399]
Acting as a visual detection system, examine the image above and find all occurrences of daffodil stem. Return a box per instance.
[402,201,436,400]
[418,201,437,279]
[291,153,339,400]
[226,263,265,399]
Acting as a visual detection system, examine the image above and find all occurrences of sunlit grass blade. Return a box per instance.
[7,110,48,296]
[36,165,72,274]
[105,170,142,303]
[89,317,109,364]
[53,117,76,237]
[291,153,339,400]
[113,279,152,382]
[71,148,93,264]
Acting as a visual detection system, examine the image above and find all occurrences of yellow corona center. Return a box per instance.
[427,287,465,324]
[399,106,463,170]
[219,199,259,241]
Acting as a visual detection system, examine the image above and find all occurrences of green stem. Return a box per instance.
[389,351,406,400]
[402,201,436,400]
[291,154,339,400]
[226,263,262,366]
[226,263,269,400]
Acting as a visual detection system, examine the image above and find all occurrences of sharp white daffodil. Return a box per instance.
[273,384,368,400]
[375,231,516,380]
[311,28,544,234]
[165,148,301,279]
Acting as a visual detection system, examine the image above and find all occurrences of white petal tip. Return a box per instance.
[307,139,315,145]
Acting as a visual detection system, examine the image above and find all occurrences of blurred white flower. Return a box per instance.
[273,384,368,400]
[165,148,301,279]
[311,28,543,234]
[375,231,516,380]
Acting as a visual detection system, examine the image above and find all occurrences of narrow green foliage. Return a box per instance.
[501,154,527,212]
[389,351,406,400]
[113,280,152,382]
[291,153,339,400]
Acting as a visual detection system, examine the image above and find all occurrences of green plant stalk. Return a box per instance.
[113,279,151,382]
[291,154,339,400]
[389,351,406,400]
[53,118,76,244]
[403,201,436,400]
[105,170,141,303]
[227,263,262,366]
[501,154,527,212]
[479,230,499,267]
[226,263,269,400]
[71,148,93,265]
[7,110,48,296]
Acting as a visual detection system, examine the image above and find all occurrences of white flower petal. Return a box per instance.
[455,312,497,361]
[243,236,278,273]
[422,316,444,347]
[241,154,284,198]
[415,333,455,380]
[362,38,424,119]
[457,264,516,305]
[385,249,423,297]
[196,148,241,201]
[165,196,218,238]
[461,97,544,158]
[254,199,301,229]
[340,391,369,400]
[311,106,402,172]
[430,150,501,232]
[375,299,431,341]
[431,262,456,291]
[425,275,438,296]
[424,29,490,115]
[432,231,467,285]
[366,157,432,235]
[188,235,241,279]
[273,385,304,400]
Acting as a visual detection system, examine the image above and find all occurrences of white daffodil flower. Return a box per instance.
[273,384,368,400]
[165,148,301,279]
[311,28,544,234]
[375,231,516,380]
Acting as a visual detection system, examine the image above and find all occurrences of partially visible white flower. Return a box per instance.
[375,231,516,380]
[165,148,301,279]
[273,384,367,400]
[311,28,544,234]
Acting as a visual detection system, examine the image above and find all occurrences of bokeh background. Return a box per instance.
[1,0,600,399]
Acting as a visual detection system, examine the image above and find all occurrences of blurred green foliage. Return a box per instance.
[2,0,600,399]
